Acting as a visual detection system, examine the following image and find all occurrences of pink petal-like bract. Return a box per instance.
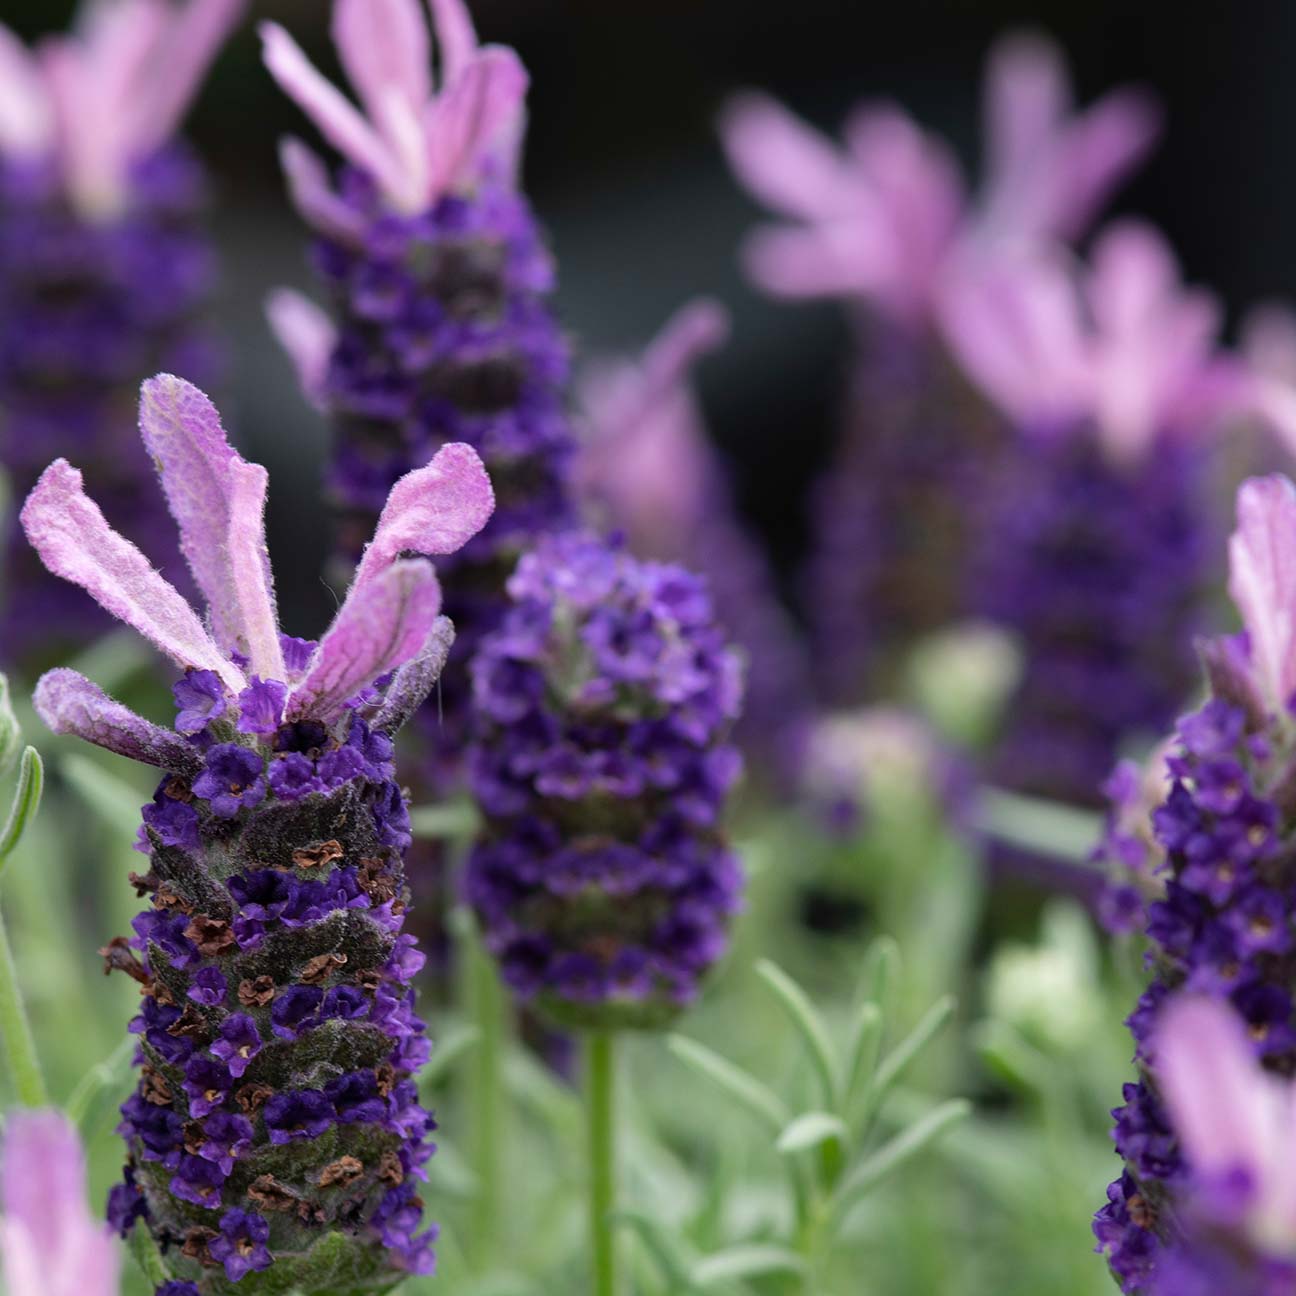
[0,1110,119,1296]
[353,441,494,591]
[287,559,446,722]
[424,45,528,198]
[1155,996,1284,1210]
[34,668,200,772]
[138,374,284,682]
[260,21,407,206]
[278,136,366,241]
[20,458,243,694]
[265,286,339,410]
[1228,475,1296,712]
[427,0,479,85]
[332,0,431,126]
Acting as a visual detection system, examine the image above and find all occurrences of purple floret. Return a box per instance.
[209,1209,273,1282]
[193,743,267,819]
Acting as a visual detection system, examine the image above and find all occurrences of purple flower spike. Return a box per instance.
[209,1209,273,1282]
[1096,474,1296,1287]
[26,382,448,1288]
[468,532,746,1028]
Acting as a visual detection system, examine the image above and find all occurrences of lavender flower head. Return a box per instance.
[0,0,243,665]
[263,0,575,768]
[721,32,1160,698]
[465,530,746,1029]
[942,223,1243,812]
[1,1111,120,1296]
[21,374,494,1292]
[1094,475,1296,1291]
[576,299,811,784]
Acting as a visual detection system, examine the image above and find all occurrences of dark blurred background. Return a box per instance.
[6,0,1294,634]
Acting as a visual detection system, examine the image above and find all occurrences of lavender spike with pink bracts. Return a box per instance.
[1093,480,1296,1290]
[576,299,812,787]
[942,223,1244,818]
[263,0,575,788]
[0,0,243,669]
[21,374,494,1294]
[720,31,1160,700]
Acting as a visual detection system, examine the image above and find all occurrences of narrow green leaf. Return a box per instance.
[834,1099,971,1220]
[776,1110,849,1155]
[0,748,44,872]
[861,936,900,1015]
[691,1244,808,1285]
[755,959,839,1108]
[666,1035,788,1136]
[612,1209,696,1290]
[869,995,956,1108]
[419,1024,481,1092]
[844,1002,884,1111]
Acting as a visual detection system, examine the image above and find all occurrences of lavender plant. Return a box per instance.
[0,0,243,666]
[720,32,1158,701]
[263,0,576,778]
[651,946,970,1293]
[942,224,1240,817]
[576,299,812,787]
[18,375,495,1294]
[1092,475,1296,1292]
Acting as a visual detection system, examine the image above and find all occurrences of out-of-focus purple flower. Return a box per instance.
[0,1111,119,1296]
[467,531,745,1027]
[941,223,1244,467]
[720,31,1158,326]
[0,0,245,219]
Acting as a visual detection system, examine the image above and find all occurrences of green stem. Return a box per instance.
[0,903,47,1106]
[467,931,504,1265]
[586,1031,619,1296]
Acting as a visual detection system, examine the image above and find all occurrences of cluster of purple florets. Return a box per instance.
[136,642,411,857]
[104,646,440,1287]
[978,432,1211,809]
[465,531,745,1025]
[312,168,574,571]
[0,149,220,663]
[1094,690,1296,1291]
